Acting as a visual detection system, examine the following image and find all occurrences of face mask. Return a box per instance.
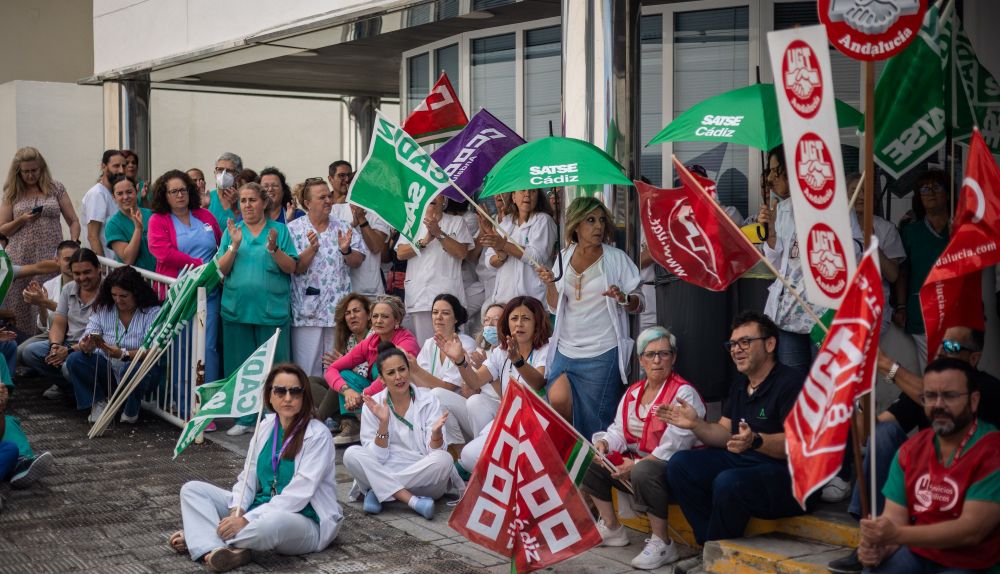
[482,325,499,346]
[216,171,235,190]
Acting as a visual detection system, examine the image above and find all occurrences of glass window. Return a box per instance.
[472,33,516,128]
[407,52,430,114]
[435,44,460,96]
[640,15,663,186]
[673,7,750,219]
[437,0,459,19]
[473,0,514,9]
[525,26,562,140]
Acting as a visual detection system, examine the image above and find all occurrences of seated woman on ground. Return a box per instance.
[342,343,462,520]
[171,364,342,572]
[582,326,705,571]
[436,296,550,473]
[404,293,478,448]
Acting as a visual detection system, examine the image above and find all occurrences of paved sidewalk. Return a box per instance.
[1,378,695,573]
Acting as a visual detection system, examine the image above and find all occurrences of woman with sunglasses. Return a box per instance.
[324,295,419,444]
[342,344,459,520]
[534,196,643,440]
[172,364,342,572]
[581,326,705,571]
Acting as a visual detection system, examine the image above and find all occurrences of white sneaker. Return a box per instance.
[42,384,63,399]
[596,519,630,547]
[226,424,253,436]
[631,536,678,570]
[120,413,139,424]
[87,401,107,424]
[821,476,852,503]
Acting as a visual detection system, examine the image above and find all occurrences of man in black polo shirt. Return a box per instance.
[663,311,807,543]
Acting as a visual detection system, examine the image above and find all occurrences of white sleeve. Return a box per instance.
[416,339,435,371]
[878,223,906,261]
[762,232,784,267]
[230,426,265,511]
[592,394,628,454]
[650,385,706,461]
[82,191,102,225]
[522,214,556,266]
[483,348,504,381]
[359,396,390,463]
[450,216,474,249]
[243,425,335,521]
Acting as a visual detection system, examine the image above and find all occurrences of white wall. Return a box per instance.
[92,0,397,74]
[150,89,345,189]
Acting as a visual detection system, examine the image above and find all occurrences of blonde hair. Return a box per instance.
[564,196,614,244]
[4,147,55,205]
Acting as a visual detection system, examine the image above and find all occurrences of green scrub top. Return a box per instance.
[219,219,297,325]
[208,189,239,227]
[901,219,949,334]
[104,207,157,272]
[249,423,319,523]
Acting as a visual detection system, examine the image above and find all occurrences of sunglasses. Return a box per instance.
[941,339,975,354]
[271,386,304,397]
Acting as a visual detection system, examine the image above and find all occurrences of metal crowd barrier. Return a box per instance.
[97,256,207,429]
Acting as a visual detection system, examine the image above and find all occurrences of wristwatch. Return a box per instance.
[750,432,763,450]
[513,357,526,368]
[340,246,352,256]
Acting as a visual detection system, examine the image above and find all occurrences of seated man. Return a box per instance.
[18,240,79,374]
[664,310,807,544]
[858,358,1000,573]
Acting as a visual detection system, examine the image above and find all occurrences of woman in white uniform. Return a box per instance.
[405,293,478,448]
[436,296,550,473]
[342,344,462,520]
[172,364,342,572]
[396,195,474,345]
[482,188,556,304]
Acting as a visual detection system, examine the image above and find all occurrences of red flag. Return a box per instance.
[449,382,601,572]
[402,72,468,144]
[920,129,1000,357]
[785,241,885,508]
[637,161,760,291]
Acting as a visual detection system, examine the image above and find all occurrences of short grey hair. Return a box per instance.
[216,152,243,172]
[636,326,677,356]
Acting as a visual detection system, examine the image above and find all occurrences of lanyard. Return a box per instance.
[942,419,978,466]
[114,310,133,348]
[386,387,415,430]
[270,419,304,496]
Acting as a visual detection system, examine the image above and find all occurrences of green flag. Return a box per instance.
[347,111,450,248]
[874,4,950,178]
[143,260,223,350]
[0,250,13,305]
[173,329,279,458]
[952,16,1000,154]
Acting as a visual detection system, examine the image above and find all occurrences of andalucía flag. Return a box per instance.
[0,250,13,304]
[348,111,450,249]
[173,329,279,458]
[402,72,468,144]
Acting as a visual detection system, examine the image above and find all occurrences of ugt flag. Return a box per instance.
[449,382,601,573]
[637,160,760,291]
[402,72,468,145]
[348,111,450,249]
[919,129,1000,358]
[173,329,279,458]
[785,241,884,508]
[431,109,525,202]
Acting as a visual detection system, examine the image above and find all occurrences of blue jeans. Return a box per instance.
[65,352,164,418]
[865,545,984,573]
[547,347,621,441]
[667,448,806,543]
[21,340,72,386]
[204,289,220,384]
[849,419,909,518]
[0,440,19,480]
[777,329,816,376]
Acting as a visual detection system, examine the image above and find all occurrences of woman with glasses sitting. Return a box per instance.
[172,364,342,572]
[581,326,704,571]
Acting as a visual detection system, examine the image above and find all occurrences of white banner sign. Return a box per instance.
[768,25,857,309]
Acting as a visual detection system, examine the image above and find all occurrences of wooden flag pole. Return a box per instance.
[443,180,542,269]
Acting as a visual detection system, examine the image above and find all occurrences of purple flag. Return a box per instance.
[431,109,525,202]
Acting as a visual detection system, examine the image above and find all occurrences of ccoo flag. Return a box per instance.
[431,109,525,202]
[785,240,884,508]
[919,129,1000,359]
[348,111,450,249]
[402,72,469,145]
[173,329,279,458]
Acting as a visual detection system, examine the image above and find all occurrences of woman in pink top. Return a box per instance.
[323,295,418,445]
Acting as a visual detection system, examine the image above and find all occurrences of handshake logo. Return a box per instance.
[828,0,920,35]
[783,42,822,117]
[795,134,836,209]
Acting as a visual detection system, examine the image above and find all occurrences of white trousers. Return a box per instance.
[291,326,336,378]
[342,446,453,502]
[430,387,476,445]
[466,392,500,436]
[179,481,321,561]
[410,311,434,347]
[461,426,490,472]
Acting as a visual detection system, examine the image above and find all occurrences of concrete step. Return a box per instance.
[703,533,854,574]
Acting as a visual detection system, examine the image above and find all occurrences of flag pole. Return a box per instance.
[444,180,542,269]
[861,60,877,521]
[233,328,281,519]
[671,156,829,334]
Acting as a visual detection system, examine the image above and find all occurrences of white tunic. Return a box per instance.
[416,334,477,389]
[330,203,391,297]
[486,212,557,304]
[397,213,474,312]
[81,182,119,250]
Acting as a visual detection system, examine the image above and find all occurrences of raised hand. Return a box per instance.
[306,230,319,252]
[337,228,352,252]
[350,205,367,228]
[726,420,753,454]
[266,228,278,252]
[424,214,443,238]
[22,281,45,305]
[430,411,449,436]
[660,397,700,430]
[435,332,466,364]
[226,218,242,248]
[505,335,523,363]
[362,394,390,426]
[128,207,144,230]
[468,349,487,369]
[285,202,296,222]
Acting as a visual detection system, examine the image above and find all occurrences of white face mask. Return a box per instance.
[216,171,235,190]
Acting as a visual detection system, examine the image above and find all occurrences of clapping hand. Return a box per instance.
[435,332,466,365]
[430,411,449,436]
[22,281,46,305]
[726,420,753,454]
[266,228,278,252]
[285,202,297,222]
[424,213,443,238]
[350,205,367,228]
[226,218,242,248]
[504,335,522,363]
[362,394,390,426]
[468,349,487,369]
[658,397,699,430]
[305,230,319,253]
[337,228,352,252]
[0,330,16,343]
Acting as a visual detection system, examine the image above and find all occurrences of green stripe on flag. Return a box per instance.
[565,439,594,487]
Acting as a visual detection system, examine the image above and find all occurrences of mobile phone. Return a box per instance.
[87,332,104,344]
[305,286,321,296]
[31,206,43,215]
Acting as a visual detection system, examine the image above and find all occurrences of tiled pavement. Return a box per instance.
[1,378,695,573]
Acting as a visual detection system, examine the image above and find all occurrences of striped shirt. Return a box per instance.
[83,305,160,365]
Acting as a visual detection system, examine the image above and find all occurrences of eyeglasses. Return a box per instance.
[941,339,976,354]
[214,167,237,175]
[272,386,304,397]
[918,184,944,194]
[641,350,674,361]
[723,336,766,352]
[261,183,282,191]
[335,173,353,181]
[167,188,188,196]
[919,391,969,405]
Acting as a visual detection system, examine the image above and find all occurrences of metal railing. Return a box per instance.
[97,256,206,429]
